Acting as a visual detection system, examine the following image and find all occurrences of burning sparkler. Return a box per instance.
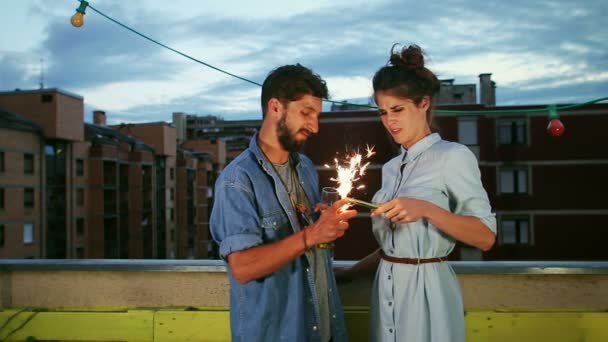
[324,145,379,209]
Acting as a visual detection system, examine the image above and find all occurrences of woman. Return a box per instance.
[342,45,497,342]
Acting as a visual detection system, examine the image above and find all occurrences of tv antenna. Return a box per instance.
[39,58,45,89]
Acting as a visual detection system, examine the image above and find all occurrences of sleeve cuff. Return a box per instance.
[219,233,263,260]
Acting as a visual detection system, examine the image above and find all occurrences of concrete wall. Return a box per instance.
[1,261,607,310]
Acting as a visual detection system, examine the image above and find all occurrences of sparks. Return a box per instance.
[365,144,376,158]
[326,146,375,199]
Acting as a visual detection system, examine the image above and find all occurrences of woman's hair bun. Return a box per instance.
[389,44,424,70]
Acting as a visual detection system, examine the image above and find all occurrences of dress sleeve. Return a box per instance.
[442,145,497,234]
[210,178,264,260]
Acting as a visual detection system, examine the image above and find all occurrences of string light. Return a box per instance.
[546,104,565,137]
[435,97,608,137]
[69,1,607,136]
[71,1,88,27]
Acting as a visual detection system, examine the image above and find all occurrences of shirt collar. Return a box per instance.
[400,133,441,164]
[249,132,302,167]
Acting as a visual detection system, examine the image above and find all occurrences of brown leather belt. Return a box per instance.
[379,250,448,265]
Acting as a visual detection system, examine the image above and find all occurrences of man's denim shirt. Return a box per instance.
[210,134,348,342]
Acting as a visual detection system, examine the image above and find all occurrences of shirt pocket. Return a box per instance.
[260,211,290,241]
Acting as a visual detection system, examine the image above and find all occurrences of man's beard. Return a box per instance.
[277,111,309,152]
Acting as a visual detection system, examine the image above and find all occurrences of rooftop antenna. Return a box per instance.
[39,58,45,89]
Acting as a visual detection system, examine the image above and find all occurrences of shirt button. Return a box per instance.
[388,275,391,280]
[313,326,318,331]
[389,249,394,254]
[389,328,393,333]
[332,314,336,319]
[388,301,392,306]
[306,268,310,273]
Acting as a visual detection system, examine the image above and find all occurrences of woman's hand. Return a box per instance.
[371,197,433,223]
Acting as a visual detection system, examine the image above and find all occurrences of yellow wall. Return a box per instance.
[0,308,607,342]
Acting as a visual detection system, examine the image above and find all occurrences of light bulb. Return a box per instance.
[71,12,84,27]
[547,118,565,137]
[71,1,89,28]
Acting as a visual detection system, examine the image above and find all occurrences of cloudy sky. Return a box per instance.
[1,0,606,124]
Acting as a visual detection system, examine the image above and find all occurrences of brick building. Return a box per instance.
[0,89,219,259]
[0,109,44,258]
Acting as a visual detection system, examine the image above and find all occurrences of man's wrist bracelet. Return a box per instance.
[302,228,311,251]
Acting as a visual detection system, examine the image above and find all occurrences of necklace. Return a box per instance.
[272,159,298,206]
[264,153,312,228]
[257,137,313,227]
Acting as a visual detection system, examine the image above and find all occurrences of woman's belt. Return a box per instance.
[379,250,448,264]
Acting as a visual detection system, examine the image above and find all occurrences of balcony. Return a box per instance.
[0,260,606,341]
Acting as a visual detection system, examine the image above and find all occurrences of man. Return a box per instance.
[211,64,357,342]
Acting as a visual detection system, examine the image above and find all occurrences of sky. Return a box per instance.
[1,0,607,124]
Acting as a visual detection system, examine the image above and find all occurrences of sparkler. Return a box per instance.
[325,145,379,210]
[345,197,379,210]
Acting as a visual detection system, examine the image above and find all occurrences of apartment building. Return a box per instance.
[0,109,44,258]
[0,89,220,259]
[0,88,83,258]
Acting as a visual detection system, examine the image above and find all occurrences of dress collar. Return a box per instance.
[399,133,441,164]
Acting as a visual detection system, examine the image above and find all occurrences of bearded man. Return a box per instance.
[211,64,357,342]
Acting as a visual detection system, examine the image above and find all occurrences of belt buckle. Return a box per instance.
[416,258,421,265]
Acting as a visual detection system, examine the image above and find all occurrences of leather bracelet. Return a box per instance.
[302,228,310,251]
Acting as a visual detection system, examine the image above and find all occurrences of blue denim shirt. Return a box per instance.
[210,133,349,342]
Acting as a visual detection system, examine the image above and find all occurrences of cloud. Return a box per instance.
[1,0,607,123]
[0,51,39,89]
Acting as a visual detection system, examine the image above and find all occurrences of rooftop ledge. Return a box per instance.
[0,259,607,274]
[1,259,606,310]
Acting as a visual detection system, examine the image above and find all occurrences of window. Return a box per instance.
[0,224,4,247]
[77,188,85,206]
[24,188,34,208]
[499,167,528,194]
[0,188,4,210]
[497,119,527,145]
[0,151,4,172]
[24,153,34,174]
[170,167,175,180]
[23,223,34,244]
[76,247,85,259]
[170,188,174,201]
[458,119,478,145]
[76,218,85,236]
[499,217,532,245]
[41,94,53,103]
[170,208,174,221]
[76,159,84,176]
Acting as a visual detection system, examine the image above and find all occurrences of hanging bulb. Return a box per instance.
[71,12,84,27]
[547,119,565,137]
[546,105,565,137]
[71,1,89,28]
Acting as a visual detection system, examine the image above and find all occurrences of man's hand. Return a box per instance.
[307,198,357,245]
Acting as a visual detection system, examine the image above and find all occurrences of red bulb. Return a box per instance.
[547,118,565,137]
